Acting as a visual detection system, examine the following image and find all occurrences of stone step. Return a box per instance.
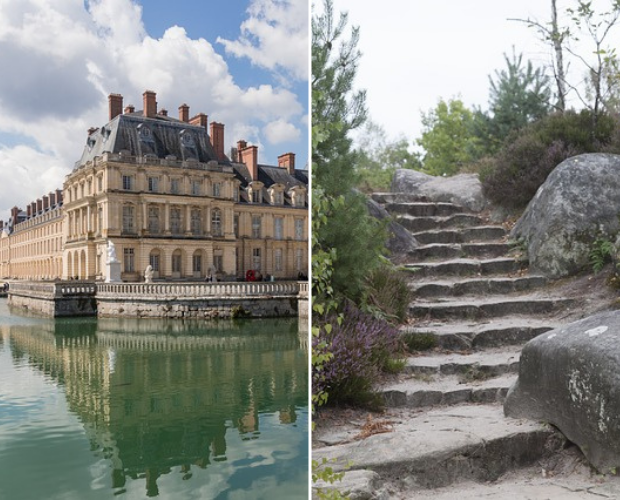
[384,201,464,217]
[409,296,574,321]
[402,318,559,352]
[406,258,524,278]
[408,242,514,261]
[313,405,556,490]
[413,226,507,244]
[404,348,521,376]
[381,373,516,409]
[412,276,547,298]
[396,214,483,233]
[371,192,445,205]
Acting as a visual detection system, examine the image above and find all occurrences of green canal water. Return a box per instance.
[0,299,309,499]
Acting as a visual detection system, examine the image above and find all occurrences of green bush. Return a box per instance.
[363,265,413,324]
[481,110,620,209]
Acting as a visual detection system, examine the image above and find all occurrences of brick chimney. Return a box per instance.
[158,108,168,117]
[237,140,247,152]
[179,104,189,122]
[190,113,208,129]
[43,195,49,211]
[278,152,296,175]
[49,192,56,207]
[30,202,36,216]
[11,206,19,223]
[36,199,42,214]
[143,90,157,117]
[108,93,123,120]
[241,145,259,181]
[26,205,31,218]
[124,104,135,114]
[210,122,226,161]
[56,189,63,205]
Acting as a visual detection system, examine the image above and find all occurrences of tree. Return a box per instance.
[417,98,481,176]
[354,119,421,192]
[484,50,552,149]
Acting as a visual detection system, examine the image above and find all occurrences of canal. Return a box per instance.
[0,299,309,499]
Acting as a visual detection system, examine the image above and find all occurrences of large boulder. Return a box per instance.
[504,310,620,473]
[366,196,419,255]
[391,169,488,212]
[511,153,620,278]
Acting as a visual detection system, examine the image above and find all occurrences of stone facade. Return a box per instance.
[0,91,308,283]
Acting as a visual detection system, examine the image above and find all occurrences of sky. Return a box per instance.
[329,0,620,148]
[0,0,309,222]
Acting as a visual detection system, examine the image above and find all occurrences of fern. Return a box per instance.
[589,237,615,273]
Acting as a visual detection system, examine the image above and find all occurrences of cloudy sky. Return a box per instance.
[0,0,309,221]
[329,0,620,146]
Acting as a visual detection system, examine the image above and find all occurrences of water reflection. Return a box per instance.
[0,308,308,499]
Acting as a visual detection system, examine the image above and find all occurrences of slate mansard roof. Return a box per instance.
[76,111,224,169]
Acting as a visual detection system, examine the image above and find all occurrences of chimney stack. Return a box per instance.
[179,104,189,122]
[159,108,168,117]
[241,144,259,181]
[11,206,19,223]
[278,152,296,175]
[108,93,123,120]
[26,205,31,218]
[36,199,42,214]
[124,104,135,114]
[30,202,37,217]
[43,195,49,211]
[143,90,157,117]
[49,192,56,207]
[237,140,247,152]
[190,113,208,129]
[210,122,226,161]
[56,189,63,205]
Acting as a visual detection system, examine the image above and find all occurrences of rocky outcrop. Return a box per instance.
[391,169,488,212]
[511,153,620,278]
[366,197,419,255]
[505,310,620,473]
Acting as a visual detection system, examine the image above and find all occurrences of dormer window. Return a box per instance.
[138,123,152,141]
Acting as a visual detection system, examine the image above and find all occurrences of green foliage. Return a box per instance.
[402,332,437,352]
[362,265,413,324]
[590,236,616,273]
[481,110,620,209]
[312,458,349,500]
[417,98,482,176]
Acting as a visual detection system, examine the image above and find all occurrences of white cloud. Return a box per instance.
[0,0,307,221]
[217,0,309,82]
[264,119,300,144]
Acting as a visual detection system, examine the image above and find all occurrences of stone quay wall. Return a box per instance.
[8,282,97,317]
[96,282,301,319]
[6,281,305,320]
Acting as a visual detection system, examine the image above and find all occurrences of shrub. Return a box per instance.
[481,110,620,210]
[312,302,403,407]
[363,265,413,324]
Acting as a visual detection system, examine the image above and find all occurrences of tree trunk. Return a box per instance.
[551,0,566,112]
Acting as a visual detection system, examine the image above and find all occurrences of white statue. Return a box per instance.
[107,240,119,263]
[144,265,153,283]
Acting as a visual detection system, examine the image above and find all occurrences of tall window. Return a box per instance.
[148,177,159,192]
[212,209,222,237]
[148,207,160,234]
[149,252,160,272]
[192,253,202,273]
[170,208,182,235]
[274,190,284,205]
[295,219,304,240]
[252,216,261,239]
[234,215,239,237]
[212,182,221,197]
[123,248,135,272]
[252,189,261,203]
[97,176,103,192]
[295,191,305,207]
[191,180,201,196]
[214,254,223,272]
[252,248,261,270]
[170,178,180,194]
[233,186,239,202]
[295,248,303,272]
[274,217,283,240]
[172,251,182,274]
[122,205,135,233]
[97,207,103,236]
[274,248,283,271]
[191,209,202,235]
[122,175,133,191]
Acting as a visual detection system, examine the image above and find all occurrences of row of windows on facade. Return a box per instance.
[121,248,305,274]
[115,206,305,240]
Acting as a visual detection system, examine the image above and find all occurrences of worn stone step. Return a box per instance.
[412,276,547,298]
[313,405,556,490]
[397,214,483,233]
[410,296,574,321]
[384,202,464,217]
[371,192,441,205]
[405,348,521,376]
[413,226,507,244]
[381,373,516,409]
[401,318,558,351]
[406,258,523,278]
[408,242,514,261]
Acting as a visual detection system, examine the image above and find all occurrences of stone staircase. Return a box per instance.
[312,194,620,499]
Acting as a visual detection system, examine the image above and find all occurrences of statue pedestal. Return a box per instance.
[105,261,121,283]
